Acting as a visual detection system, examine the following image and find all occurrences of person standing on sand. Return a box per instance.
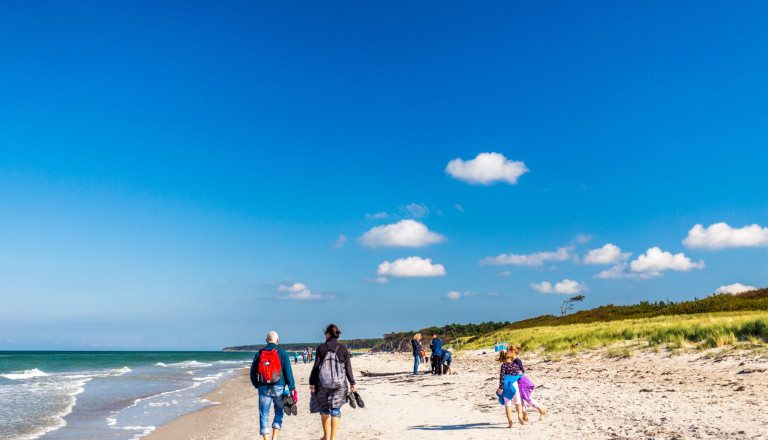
[309,324,356,440]
[411,333,423,375]
[429,334,443,375]
[249,331,296,440]
[496,350,524,428]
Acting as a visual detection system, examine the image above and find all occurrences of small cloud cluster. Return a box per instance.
[365,212,389,219]
[530,279,588,295]
[714,283,757,295]
[583,243,632,265]
[446,152,529,185]
[445,291,500,300]
[276,282,335,301]
[361,220,446,248]
[683,222,768,249]
[377,256,446,278]
[595,247,704,279]
[480,246,572,267]
[454,203,464,213]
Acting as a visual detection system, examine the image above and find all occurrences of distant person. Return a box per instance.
[429,334,443,375]
[496,350,524,427]
[420,348,426,364]
[309,324,356,440]
[510,344,546,421]
[411,333,423,375]
[441,348,452,375]
[294,352,299,364]
[250,331,296,440]
[303,349,308,363]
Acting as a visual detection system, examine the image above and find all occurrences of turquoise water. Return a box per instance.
[0,351,264,440]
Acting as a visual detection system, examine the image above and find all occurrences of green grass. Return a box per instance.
[463,311,768,354]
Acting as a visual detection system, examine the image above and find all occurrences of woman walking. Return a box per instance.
[309,324,356,440]
[411,333,422,375]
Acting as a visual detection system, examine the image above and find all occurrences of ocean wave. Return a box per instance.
[166,361,213,368]
[1,375,91,440]
[120,425,155,440]
[193,372,225,382]
[1,368,49,380]
[153,362,167,367]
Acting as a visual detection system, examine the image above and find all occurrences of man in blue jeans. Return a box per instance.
[250,331,296,440]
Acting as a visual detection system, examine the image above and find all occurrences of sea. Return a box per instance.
[0,351,267,440]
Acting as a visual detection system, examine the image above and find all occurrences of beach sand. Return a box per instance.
[145,350,768,440]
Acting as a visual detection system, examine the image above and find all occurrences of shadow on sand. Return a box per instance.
[408,422,503,431]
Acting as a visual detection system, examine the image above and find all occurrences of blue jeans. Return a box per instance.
[320,408,341,418]
[413,355,419,374]
[258,384,285,435]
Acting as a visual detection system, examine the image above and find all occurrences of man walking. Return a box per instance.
[250,331,296,440]
[429,334,443,375]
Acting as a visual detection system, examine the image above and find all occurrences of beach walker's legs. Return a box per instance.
[537,405,547,421]
[505,406,514,428]
[516,404,525,425]
[321,414,330,440]
[330,416,340,440]
[270,428,280,440]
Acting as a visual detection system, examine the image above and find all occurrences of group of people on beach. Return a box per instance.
[250,324,357,440]
[410,333,452,375]
[250,327,544,440]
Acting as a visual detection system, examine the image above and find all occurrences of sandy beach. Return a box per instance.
[144,349,768,440]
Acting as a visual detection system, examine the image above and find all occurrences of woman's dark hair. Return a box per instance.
[325,324,341,338]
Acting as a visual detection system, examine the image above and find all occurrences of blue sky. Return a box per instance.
[2,1,767,350]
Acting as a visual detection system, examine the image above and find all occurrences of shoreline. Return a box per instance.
[143,349,768,439]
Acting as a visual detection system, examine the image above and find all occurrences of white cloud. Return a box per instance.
[629,247,705,273]
[530,279,588,295]
[497,270,512,276]
[366,212,389,219]
[445,291,462,300]
[377,256,446,278]
[683,223,768,249]
[480,246,572,267]
[361,219,446,248]
[276,282,334,300]
[594,263,660,279]
[445,152,529,185]
[332,235,348,249]
[454,203,464,213]
[446,290,499,299]
[401,203,430,219]
[715,283,757,295]
[575,233,593,244]
[583,243,632,265]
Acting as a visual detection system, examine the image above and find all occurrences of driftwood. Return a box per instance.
[360,370,408,377]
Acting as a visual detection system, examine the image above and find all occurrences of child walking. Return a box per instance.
[496,350,524,427]
[510,344,546,421]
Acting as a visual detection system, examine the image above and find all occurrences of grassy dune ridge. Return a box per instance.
[461,311,768,355]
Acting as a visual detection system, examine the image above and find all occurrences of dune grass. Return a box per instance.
[459,311,768,355]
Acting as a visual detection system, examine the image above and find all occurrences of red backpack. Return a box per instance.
[256,348,283,385]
